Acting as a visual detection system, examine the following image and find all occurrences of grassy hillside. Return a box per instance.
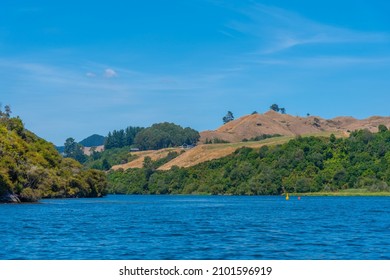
[111,148,183,170]
[109,131,345,171]
[107,128,390,195]
[159,136,295,170]
[0,115,107,202]
[200,110,389,143]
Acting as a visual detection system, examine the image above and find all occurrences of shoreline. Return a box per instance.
[291,190,390,197]
[3,191,390,204]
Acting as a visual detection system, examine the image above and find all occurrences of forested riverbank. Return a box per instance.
[0,108,107,203]
[107,128,390,195]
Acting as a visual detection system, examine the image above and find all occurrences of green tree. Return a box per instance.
[0,104,12,120]
[143,156,155,180]
[223,111,234,124]
[379,124,388,133]
[270,104,280,112]
[104,126,144,149]
[102,158,111,170]
[64,137,86,163]
[4,105,11,118]
[134,122,199,150]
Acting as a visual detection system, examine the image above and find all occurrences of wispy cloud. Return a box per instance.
[0,57,240,99]
[104,68,117,78]
[0,56,245,144]
[227,3,389,54]
[85,72,96,77]
[252,56,390,68]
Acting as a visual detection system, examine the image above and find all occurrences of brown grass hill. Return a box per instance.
[158,136,295,170]
[110,112,390,171]
[200,111,390,143]
[83,145,104,156]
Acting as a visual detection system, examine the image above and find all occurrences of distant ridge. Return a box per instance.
[200,111,390,143]
[79,134,105,147]
[56,134,106,155]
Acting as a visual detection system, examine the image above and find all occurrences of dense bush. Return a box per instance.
[0,112,108,202]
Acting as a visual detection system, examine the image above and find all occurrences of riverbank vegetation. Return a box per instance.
[107,127,390,195]
[0,107,107,202]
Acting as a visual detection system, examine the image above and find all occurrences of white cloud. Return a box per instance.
[86,72,96,77]
[104,68,117,78]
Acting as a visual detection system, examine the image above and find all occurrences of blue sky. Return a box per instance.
[1,0,390,145]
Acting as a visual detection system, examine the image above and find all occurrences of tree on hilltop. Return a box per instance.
[0,104,12,118]
[270,104,280,112]
[223,111,234,124]
[270,104,286,114]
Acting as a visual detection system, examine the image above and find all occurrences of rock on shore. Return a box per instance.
[0,193,21,203]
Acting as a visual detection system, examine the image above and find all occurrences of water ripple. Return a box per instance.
[1,195,390,259]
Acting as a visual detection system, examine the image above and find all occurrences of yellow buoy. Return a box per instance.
[285,193,290,200]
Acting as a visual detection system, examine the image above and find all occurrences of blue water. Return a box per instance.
[1,195,390,260]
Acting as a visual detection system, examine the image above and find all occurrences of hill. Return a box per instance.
[103,112,390,172]
[200,111,390,143]
[0,114,107,203]
[79,134,105,147]
[88,113,359,171]
[107,128,390,195]
[110,131,346,171]
[57,134,105,155]
[158,136,295,170]
[56,135,105,157]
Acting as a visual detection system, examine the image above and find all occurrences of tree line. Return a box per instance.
[104,126,144,149]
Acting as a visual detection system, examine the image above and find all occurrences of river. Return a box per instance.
[1,195,389,259]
